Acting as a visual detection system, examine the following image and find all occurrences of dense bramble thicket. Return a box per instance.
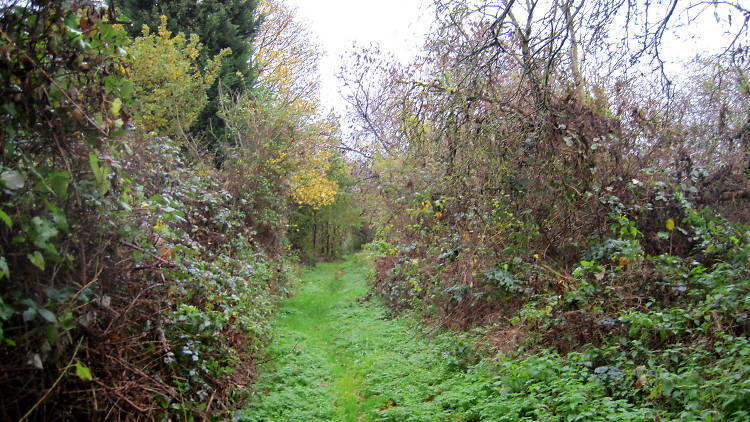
[348,0,750,419]
[0,0,360,419]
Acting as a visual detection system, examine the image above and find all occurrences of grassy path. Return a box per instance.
[239,255,456,421]
[239,254,653,421]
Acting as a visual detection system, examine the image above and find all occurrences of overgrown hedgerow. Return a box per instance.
[0,2,297,419]
[358,1,750,419]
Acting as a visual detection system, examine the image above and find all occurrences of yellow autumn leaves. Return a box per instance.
[290,161,338,208]
[286,116,341,209]
[127,5,341,210]
[253,0,321,114]
[129,16,229,139]
[253,0,340,209]
[220,93,341,209]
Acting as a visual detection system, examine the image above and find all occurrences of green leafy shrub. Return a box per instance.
[129,16,229,140]
[0,2,295,419]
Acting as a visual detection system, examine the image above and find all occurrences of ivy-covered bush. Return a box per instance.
[0,2,294,419]
[108,136,294,419]
[1,1,133,417]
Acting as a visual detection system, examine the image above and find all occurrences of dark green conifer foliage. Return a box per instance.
[120,0,259,146]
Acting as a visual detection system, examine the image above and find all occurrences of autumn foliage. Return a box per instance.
[129,16,229,140]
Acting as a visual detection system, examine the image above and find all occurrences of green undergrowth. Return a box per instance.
[240,254,664,421]
[372,182,750,420]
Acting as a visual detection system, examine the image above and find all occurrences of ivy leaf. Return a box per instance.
[28,251,46,270]
[32,216,58,240]
[0,209,11,228]
[38,308,57,323]
[47,286,72,303]
[22,306,37,322]
[0,297,13,320]
[0,256,8,280]
[109,97,122,116]
[30,217,58,249]
[52,210,70,233]
[74,362,93,382]
[48,171,70,201]
[1,170,25,190]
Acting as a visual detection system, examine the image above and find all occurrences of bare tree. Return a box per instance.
[253,0,322,112]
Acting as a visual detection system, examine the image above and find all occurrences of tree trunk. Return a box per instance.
[312,210,317,259]
[563,0,585,104]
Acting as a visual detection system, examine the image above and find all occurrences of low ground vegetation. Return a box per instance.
[244,255,698,421]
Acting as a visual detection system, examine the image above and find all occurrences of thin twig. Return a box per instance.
[19,337,85,422]
[425,306,460,336]
[0,28,108,136]
[120,241,175,267]
[93,379,147,412]
[258,340,300,364]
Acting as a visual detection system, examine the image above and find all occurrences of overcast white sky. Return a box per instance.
[284,0,434,116]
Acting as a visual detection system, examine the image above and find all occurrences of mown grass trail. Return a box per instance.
[239,254,452,421]
[241,254,427,421]
[240,255,654,422]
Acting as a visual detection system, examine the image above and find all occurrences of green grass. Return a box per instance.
[240,254,448,421]
[240,254,655,422]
